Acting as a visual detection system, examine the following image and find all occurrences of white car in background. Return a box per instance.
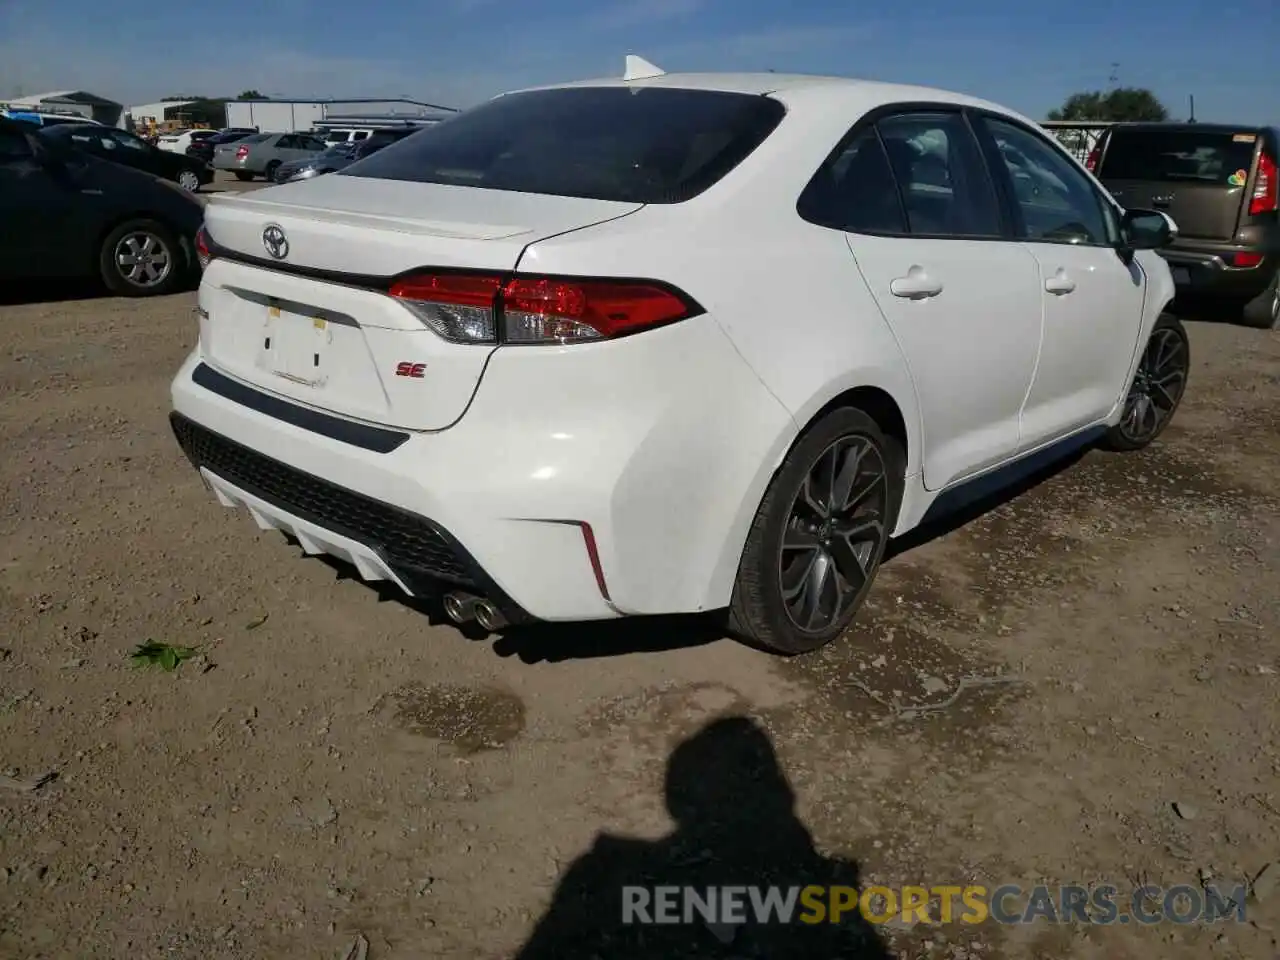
[172,59,1185,654]
[157,129,218,153]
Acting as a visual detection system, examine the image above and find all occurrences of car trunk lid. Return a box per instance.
[196,177,642,431]
[1097,127,1261,241]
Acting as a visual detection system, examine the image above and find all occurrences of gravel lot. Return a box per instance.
[1,242,1277,959]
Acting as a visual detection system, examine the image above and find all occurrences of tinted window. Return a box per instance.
[242,134,271,144]
[343,86,787,204]
[981,117,1111,246]
[1099,129,1258,184]
[276,135,298,149]
[107,130,149,152]
[876,112,1002,237]
[798,127,905,234]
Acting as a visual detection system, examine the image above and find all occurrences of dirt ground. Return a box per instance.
[1,250,1277,959]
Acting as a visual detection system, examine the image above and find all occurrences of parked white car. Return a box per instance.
[157,129,217,153]
[172,61,1185,654]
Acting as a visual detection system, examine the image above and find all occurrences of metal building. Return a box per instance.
[224,98,456,133]
[6,90,123,127]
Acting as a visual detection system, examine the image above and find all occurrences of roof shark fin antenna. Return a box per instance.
[624,55,666,81]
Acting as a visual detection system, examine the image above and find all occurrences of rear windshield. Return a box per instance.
[341,86,787,203]
[242,134,271,144]
[1099,129,1259,184]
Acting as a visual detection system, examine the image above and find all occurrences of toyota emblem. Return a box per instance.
[262,224,289,260]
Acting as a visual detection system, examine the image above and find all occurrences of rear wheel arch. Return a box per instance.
[707,381,913,610]
[806,386,910,476]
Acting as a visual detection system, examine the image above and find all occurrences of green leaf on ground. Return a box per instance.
[129,642,199,672]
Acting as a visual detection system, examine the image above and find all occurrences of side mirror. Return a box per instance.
[1120,208,1178,251]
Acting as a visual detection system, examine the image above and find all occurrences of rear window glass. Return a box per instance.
[242,134,271,144]
[1099,130,1258,184]
[341,86,787,203]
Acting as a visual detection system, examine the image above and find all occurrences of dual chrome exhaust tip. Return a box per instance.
[443,590,508,632]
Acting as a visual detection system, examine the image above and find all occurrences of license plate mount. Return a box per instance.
[266,303,331,387]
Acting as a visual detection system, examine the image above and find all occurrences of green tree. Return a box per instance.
[1048,88,1169,123]
[237,89,266,100]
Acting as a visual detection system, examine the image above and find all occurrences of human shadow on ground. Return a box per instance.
[512,715,894,959]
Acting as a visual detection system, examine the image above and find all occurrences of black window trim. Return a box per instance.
[796,100,1014,243]
[967,108,1119,250]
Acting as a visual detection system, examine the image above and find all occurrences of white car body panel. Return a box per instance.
[172,71,1178,625]
[157,130,215,153]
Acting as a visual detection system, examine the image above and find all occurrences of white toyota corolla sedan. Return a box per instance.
[171,60,1188,654]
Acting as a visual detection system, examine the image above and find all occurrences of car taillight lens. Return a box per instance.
[387,272,700,345]
[195,226,213,270]
[236,145,249,160]
[1250,150,1277,216]
[388,273,503,343]
[1086,147,1100,172]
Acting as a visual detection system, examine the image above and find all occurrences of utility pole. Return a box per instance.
[1108,63,1119,87]
[1188,94,1196,123]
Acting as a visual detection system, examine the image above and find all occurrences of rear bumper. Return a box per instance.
[169,316,797,622]
[1160,243,1278,301]
[171,412,536,624]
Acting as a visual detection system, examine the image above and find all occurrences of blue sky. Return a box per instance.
[1,0,1276,123]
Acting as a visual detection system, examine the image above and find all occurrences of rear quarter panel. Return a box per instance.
[517,89,930,606]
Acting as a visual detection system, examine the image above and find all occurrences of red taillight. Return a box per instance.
[387,271,698,345]
[1086,147,1100,172]
[235,145,249,160]
[1231,251,1264,268]
[1249,150,1277,216]
[195,226,213,270]
[388,273,503,343]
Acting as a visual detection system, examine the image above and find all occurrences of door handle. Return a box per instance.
[890,269,943,300]
[1045,272,1076,295]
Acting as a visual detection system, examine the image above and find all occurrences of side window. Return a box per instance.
[277,135,297,149]
[0,128,33,162]
[875,112,1002,238]
[109,130,148,152]
[980,117,1111,246]
[797,127,906,234]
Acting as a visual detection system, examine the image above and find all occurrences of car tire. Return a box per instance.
[264,161,281,182]
[1101,313,1190,452]
[728,407,904,655]
[99,219,183,298]
[1241,271,1280,329]
[176,169,201,192]
[234,172,254,182]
